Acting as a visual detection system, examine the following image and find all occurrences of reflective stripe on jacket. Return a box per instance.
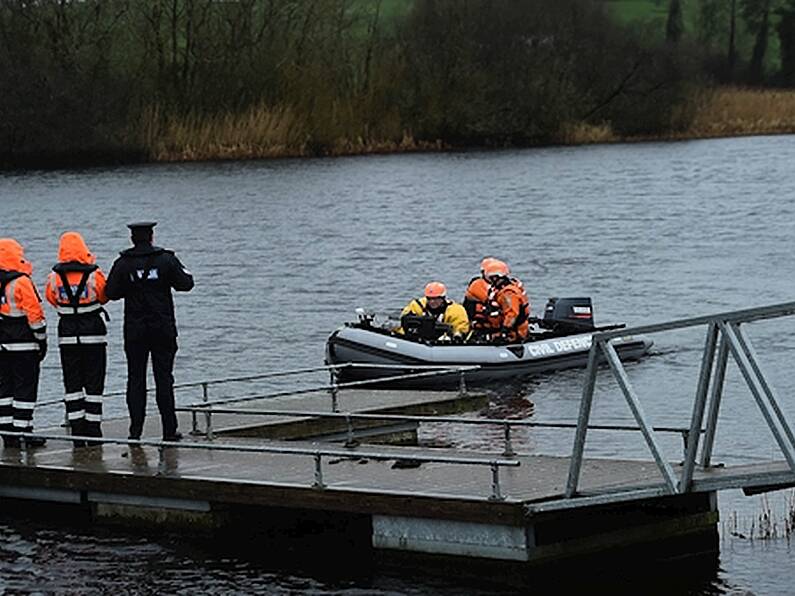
[46,265,108,343]
[0,271,46,351]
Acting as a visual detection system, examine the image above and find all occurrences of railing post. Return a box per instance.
[313,452,325,489]
[502,423,515,457]
[344,414,358,448]
[735,323,795,451]
[489,462,505,501]
[603,339,678,495]
[329,371,339,412]
[459,370,467,396]
[722,322,795,474]
[566,341,600,498]
[680,322,718,492]
[701,332,729,467]
[190,383,204,435]
[201,382,213,439]
[205,412,214,440]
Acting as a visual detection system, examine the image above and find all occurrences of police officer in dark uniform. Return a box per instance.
[105,222,194,441]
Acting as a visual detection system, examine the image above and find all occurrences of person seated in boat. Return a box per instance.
[463,257,497,322]
[462,277,502,342]
[482,260,531,343]
[397,282,470,342]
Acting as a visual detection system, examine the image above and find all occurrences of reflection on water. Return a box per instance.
[2,135,795,594]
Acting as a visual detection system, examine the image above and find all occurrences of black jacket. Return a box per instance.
[105,244,194,342]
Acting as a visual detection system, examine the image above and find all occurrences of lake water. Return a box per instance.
[1,135,794,594]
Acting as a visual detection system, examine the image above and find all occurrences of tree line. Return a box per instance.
[0,0,789,168]
[666,0,795,85]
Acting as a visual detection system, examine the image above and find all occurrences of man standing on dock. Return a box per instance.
[105,222,194,442]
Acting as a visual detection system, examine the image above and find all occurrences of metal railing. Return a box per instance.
[36,364,348,409]
[36,362,481,433]
[0,430,519,501]
[177,403,695,456]
[565,299,795,499]
[180,364,480,434]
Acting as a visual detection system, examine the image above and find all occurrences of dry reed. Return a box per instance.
[687,87,795,138]
[133,87,795,163]
[722,489,795,542]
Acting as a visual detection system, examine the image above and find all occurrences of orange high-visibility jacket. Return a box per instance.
[493,281,530,342]
[0,239,46,351]
[463,277,501,331]
[46,232,108,344]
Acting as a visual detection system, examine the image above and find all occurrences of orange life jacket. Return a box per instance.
[0,239,46,351]
[463,277,501,331]
[45,232,108,344]
[492,279,530,342]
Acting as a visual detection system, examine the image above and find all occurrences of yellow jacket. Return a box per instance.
[398,297,470,337]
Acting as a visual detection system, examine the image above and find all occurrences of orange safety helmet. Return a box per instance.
[480,257,498,275]
[424,281,447,298]
[483,259,510,280]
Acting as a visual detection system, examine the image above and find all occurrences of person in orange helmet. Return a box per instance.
[0,239,47,448]
[398,281,470,341]
[463,257,502,339]
[45,232,109,446]
[463,277,502,341]
[483,259,531,343]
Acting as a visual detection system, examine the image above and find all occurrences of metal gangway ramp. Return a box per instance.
[560,299,795,510]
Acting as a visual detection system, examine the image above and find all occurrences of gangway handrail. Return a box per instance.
[565,299,795,501]
[0,430,519,501]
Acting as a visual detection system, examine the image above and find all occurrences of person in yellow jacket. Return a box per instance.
[398,282,469,341]
[45,232,109,445]
[0,239,47,448]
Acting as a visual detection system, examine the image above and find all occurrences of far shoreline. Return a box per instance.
[2,87,794,172]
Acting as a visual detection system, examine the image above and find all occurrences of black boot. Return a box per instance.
[70,419,87,448]
[2,432,20,449]
[85,421,103,446]
[23,433,47,448]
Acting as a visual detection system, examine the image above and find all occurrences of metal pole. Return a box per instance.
[680,322,718,492]
[701,332,729,467]
[735,323,795,451]
[502,423,515,457]
[603,339,678,495]
[565,341,600,498]
[329,372,339,412]
[489,462,504,501]
[202,383,211,438]
[344,414,358,448]
[190,384,203,435]
[721,322,795,474]
[459,371,467,396]
[313,453,325,489]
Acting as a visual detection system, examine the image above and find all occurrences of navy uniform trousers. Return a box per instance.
[125,336,178,439]
[0,350,39,441]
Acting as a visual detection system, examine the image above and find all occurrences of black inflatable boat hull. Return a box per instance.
[326,326,653,388]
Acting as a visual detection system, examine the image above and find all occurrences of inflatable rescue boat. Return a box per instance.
[325,297,653,388]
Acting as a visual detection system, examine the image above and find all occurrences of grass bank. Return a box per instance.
[141,87,795,163]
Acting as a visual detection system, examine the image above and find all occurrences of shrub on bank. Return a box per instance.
[0,0,789,167]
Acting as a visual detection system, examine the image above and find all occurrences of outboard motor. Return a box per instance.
[542,297,594,334]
